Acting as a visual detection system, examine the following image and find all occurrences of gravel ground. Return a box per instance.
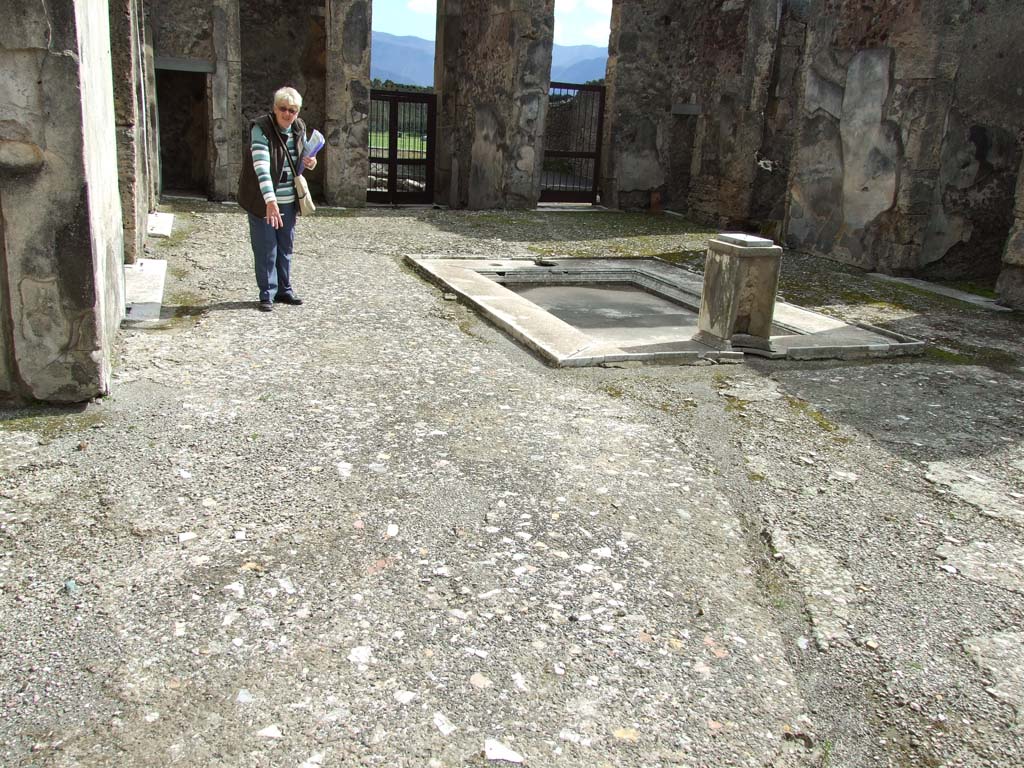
[1,203,1022,767]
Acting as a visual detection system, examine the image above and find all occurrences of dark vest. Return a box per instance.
[237,113,307,218]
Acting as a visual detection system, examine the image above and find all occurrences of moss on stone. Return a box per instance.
[312,207,358,218]
[152,214,195,249]
[785,395,839,432]
[602,383,625,398]
[723,396,749,413]
[936,279,998,299]
[166,290,205,316]
[0,408,105,438]
[923,341,1018,371]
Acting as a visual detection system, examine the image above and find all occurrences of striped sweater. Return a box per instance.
[251,123,297,205]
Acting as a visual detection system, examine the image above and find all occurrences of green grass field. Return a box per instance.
[369,131,428,157]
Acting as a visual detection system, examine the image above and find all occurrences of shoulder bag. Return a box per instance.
[270,122,315,216]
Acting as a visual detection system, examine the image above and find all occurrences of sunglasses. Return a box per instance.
[276,105,298,115]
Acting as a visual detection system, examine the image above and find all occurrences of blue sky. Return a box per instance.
[371,0,612,48]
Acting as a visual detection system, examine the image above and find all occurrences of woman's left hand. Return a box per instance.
[303,156,317,170]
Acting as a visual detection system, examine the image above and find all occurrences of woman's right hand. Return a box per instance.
[265,200,282,229]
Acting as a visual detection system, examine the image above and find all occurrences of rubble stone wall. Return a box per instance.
[151,0,215,61]
[324,0,370,207]
[150,0,240,200]
[605,0,782,222]
[786,0,1024,282]
[239,0,325,126]
[997,157,1024,307]
[211,0,242,201]
[141,16,161,210]
[748,1,809,241]
[149,0,369,207]
[0,0,124,402]
[605,0,1024,306]
[436,0,554,209]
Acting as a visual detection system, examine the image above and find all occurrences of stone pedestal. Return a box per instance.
[695,233,782,351]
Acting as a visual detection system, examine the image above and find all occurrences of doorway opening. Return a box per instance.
[368,90,437,205]
[543,0,612,204]
[368,0,438,204]
[155,68,209,197]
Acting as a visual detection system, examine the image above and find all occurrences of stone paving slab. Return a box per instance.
[146,211,174,238]
[963,632,1024,731]
[123,258,167,323]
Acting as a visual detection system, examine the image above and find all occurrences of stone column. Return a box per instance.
[324,0,370,207]
[210,0,241,200]
[0,0,125,402]
[996,159,1024,309]
[436,0,554,210]
[433,0,460,207]
[141,5,160,210]
[110,0,147,263]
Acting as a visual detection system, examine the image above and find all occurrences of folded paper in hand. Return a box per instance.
[298,130,325,176]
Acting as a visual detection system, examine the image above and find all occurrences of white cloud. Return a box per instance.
[553,0,611,47]
[582,20,610,46]
[407,0,435,13]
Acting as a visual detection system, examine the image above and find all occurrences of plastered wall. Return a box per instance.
[0,0,124,402]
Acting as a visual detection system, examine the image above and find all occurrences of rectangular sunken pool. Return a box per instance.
[406,256,924,367]
[506,282,703,350]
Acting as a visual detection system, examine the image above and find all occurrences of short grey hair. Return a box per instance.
[274,87,302,110]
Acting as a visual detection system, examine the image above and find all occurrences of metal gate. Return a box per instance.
[367,90,436,205]
[540,82,606,204]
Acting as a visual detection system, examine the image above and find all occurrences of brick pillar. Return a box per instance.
[109,0,147,263]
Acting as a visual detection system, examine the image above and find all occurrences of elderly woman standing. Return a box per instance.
[237,87,317,312]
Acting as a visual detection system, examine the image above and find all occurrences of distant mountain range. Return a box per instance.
[370,31,607,88]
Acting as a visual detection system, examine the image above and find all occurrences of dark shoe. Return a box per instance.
[258,300,274,312]
[274,293,304,305]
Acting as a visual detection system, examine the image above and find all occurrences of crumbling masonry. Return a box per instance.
[1,0,1021,402]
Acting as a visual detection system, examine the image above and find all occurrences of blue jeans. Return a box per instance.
[248,203,296,302]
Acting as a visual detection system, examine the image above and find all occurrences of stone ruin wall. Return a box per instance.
[605,0,1024,305]
[0,0,125,402]
[148,0,369,207]
[787,0,1024,283]
[435,0,554,210]
[999,161,1024,307]
[605,0,783,223]
[149,0,242,201]
[602,0,672,211]
[324,0,371,208]
[149,0,556,210]
[239,0,327,197]
[747,1,808,240]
